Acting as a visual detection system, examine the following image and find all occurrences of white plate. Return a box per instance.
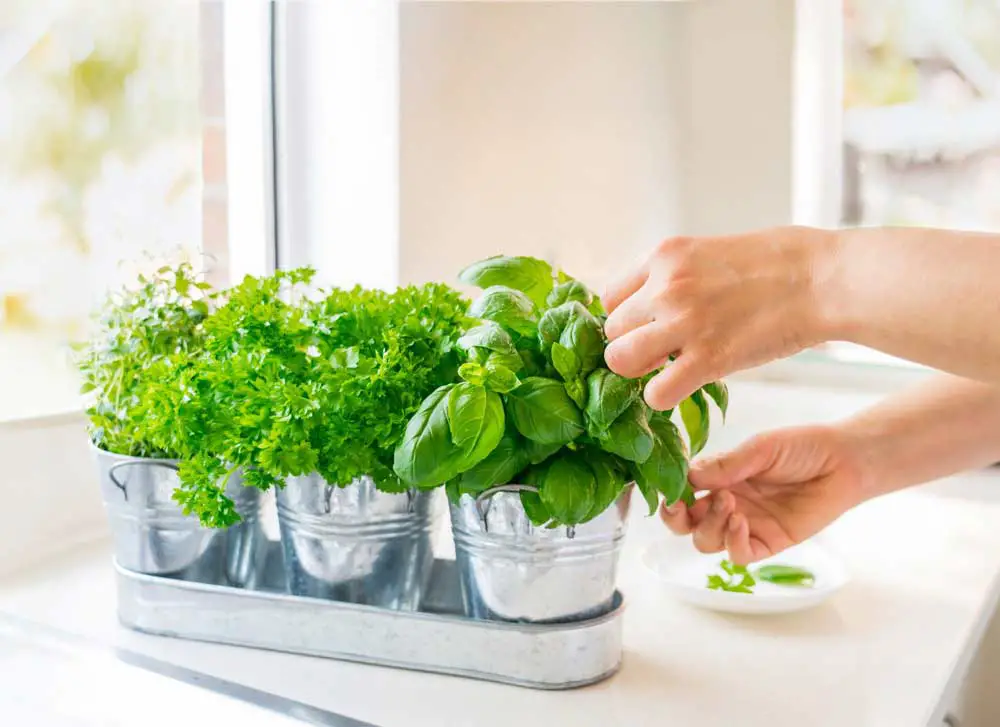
[641,537,849,615]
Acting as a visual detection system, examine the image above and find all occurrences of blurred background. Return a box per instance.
[2,0,1000,421]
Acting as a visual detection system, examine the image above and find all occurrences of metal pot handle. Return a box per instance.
[473,484,540,520]
[107,459,180,501]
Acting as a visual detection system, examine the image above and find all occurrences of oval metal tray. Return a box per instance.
[115,543,624,690]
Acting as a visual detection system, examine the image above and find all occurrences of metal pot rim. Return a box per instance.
[89,439,180,466]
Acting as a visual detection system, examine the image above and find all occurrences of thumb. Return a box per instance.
[689,435,776,490]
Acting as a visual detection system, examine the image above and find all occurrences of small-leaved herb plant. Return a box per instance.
[77,262,217,459]
[392,255,729,528]
[138,268,469,528]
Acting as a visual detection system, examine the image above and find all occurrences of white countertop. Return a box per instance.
[4,381,1000,727]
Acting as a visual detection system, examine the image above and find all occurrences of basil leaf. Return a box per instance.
[457,430,528,494]
[447,383,505,471]
[457,321,517,356]
[394,384,466,488]
[459,255,554,309]
[546,280,593,309]
[518,348,545,377]
[468,286,538,338]
[537,302,575,357]
[564,378,587,409]
[539,454,596,526]
[755,564,815,587]
[597,401,654,463]
[550,342,580,381]
[458,362,486,386]
[524,438,562,465]
[630,462,660,516]
[558,307,604,376]
[520,488,551,527]
[485,349,523,374]
[506,377,585,445]
[584,368,640,433]
[680,484,696,507]
[483,362,520,394]
[680,389,710,456]
[635,413,689,507]
[445,479,462,504]
[703,380,729,421]
[584,449,626,521]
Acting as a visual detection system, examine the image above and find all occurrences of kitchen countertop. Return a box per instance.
[4,381,1000,727]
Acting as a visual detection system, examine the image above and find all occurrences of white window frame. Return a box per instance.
[0,0,281,573]
[742,0,933,392]
[272,0,400,290]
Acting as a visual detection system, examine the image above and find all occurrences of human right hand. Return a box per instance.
[601,227,838,411]
[660,424,873,565]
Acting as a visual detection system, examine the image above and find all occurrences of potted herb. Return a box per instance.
[156,269,469,608]
[78,263,262,586]
[393,256,727,623]
[274,282,469,607]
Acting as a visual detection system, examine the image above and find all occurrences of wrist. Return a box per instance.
[807,226,859,344]
[836,414,900,503]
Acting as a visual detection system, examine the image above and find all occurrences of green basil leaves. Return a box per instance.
[393,254,731,529]
[459,255,555,309]
[506,377,585,445]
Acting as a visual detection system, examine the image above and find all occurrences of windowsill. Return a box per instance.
[0,331,82,426]
[736,349,933,394]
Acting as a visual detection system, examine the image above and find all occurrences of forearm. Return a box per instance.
[816,227,1000,384]
[843,375,1000,499]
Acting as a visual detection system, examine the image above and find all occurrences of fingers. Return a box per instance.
[659,500,693,534]
[604,320,680,379]
[691,491,734,554]
[659,492,711,535]
[602,261,649,315]
[725,513,771,566]
[603,288,653,341]
[642,355,708,411]
[689,436,776,491]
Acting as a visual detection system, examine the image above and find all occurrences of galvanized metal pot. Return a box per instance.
[451,484,632,624]
[275,474,438,609]
[92,444,263,587]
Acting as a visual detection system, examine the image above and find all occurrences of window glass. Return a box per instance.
[843,0,1000,230]
[0,0,227,420]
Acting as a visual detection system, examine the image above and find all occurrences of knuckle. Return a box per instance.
[655,236,693,257]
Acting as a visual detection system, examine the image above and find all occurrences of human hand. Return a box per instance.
[661,425,872,565]
[602,227,837,411]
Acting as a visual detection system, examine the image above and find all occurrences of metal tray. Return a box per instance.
[115,542,625,690]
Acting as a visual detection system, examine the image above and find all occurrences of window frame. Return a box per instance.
[742,0,935,389]
[272,0,400,290]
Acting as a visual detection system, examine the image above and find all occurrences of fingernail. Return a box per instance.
[664,503,680,514]
[728,515,741,532]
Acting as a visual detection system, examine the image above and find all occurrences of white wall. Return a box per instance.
[400,1,688,289]
[680,0,797,236]
[400,0,798,291]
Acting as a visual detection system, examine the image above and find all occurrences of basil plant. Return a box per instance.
[392,255,728,528]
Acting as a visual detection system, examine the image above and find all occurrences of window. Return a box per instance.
[0,0,274,571]
[0,0,269,422]
[842,0,1000,231]
[796,0,1000,371]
